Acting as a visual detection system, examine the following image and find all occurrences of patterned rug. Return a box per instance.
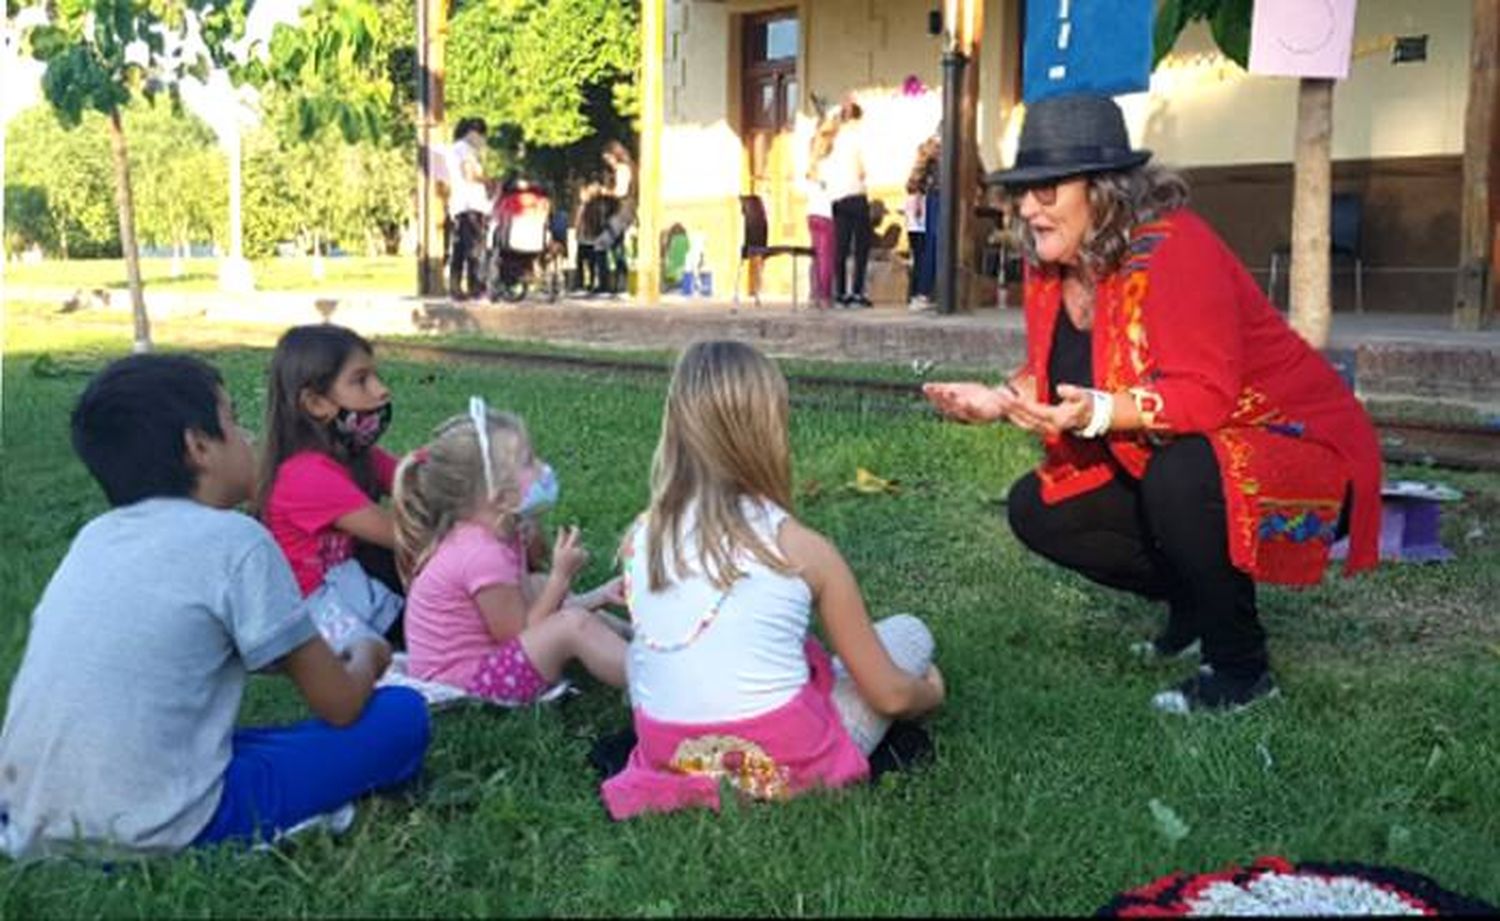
[1098,857,1495,916]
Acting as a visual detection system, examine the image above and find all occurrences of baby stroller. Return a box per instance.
[486,177,553,303]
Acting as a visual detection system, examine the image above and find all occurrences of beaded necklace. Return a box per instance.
[623,530,737,653]
[629,585,734,654]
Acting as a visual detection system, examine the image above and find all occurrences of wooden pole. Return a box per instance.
[637,0,665,305]
[957,7,982,310]
[1455,0,1498,331]
[1289,77,1333,349]
[416,0,447,297]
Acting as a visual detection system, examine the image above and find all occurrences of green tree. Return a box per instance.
[4,106,118,257]
[25,0,250,352]
[126,103,227,262]
[1155,0,1333,348]
[240,0,418,261]
[241,124,299,257]
[446,0,638,192]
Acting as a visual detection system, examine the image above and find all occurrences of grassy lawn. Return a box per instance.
[4,256,416,294]
[1,311,1498,916]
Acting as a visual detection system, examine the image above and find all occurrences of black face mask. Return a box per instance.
[329,402,392,454]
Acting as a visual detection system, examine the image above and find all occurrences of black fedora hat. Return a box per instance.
[987,94,1151,187]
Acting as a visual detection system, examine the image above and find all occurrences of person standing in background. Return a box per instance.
[593,141,637,297]
[905,133,941,313]
[448,117,492,302]
[823,95,872,309]
[805,115,839,310]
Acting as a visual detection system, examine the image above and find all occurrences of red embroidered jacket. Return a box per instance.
[1020,209,1381,585]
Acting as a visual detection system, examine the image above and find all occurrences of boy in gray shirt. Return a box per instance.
[0,355,430,859]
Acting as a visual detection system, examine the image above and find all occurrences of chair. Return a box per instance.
[1267,193,1365,312]
[733,194,815,311]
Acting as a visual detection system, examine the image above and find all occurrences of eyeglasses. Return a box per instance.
[1005,182,1059,206]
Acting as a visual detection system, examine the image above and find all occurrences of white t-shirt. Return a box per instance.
[821,123,867,203]
[904,193,926,232]
[804,175,833,220]
[0,499,316,859]
[625,499,812,723]
[448,138,490,216]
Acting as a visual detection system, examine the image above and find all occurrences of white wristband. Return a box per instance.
[1077,388,1114,439]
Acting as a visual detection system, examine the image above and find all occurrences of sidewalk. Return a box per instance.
[8,284,1498,408]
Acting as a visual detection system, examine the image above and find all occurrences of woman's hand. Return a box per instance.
[1044,384,1096,435]
[922,382,1016,424]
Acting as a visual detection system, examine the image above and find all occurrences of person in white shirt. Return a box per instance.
[592,141,637,296]
[602,341,945,819]
[805,116,839,310]
[823,95,873,308]
[448,117,492,301]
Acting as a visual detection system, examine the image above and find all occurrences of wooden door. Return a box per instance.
[742,9,800,265]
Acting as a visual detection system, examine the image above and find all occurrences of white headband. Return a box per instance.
[468,395,497,498]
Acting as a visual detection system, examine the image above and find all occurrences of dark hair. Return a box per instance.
[453,116,488,142]
[70,354,225,507]
[1015,165,1190,275]
[258,324,378,512]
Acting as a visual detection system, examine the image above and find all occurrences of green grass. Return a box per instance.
[4,256,416,294]
[2,313,1499,916]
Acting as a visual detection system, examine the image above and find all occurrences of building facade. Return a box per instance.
[644,0,1480,315]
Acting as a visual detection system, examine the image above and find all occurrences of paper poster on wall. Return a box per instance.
[1023,0,1153,104]
[1249,0,1359,79]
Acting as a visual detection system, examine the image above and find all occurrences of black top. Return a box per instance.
[1047,308,1093,402]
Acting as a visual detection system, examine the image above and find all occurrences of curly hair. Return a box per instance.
[1017,165,1189,275]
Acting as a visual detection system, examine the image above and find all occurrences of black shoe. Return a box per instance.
[1152,665,1279,715]
[835,294,852,307]
[851,294,874,308]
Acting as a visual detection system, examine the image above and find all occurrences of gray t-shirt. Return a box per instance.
[0,498,317,859]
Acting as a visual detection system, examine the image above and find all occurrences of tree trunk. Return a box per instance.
[107,109,151,353]
[312,230,325,280]
[1289,78,1333,349]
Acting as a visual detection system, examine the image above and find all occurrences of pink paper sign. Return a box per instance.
[1249,0,1358,80]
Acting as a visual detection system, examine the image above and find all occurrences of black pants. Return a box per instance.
[907,230,927,300]
[832,195,872,299]
[1006,436,1268,677]
[576,243,596,291]
[450,211,487,300]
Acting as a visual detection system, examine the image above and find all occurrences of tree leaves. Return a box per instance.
[258,0,394,144]
[1151,0,1251,69]
[446,0,639,150]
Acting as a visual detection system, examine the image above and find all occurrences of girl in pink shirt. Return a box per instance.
[260,325,406,648]
[261,326,400,593]
[393,399,627,703]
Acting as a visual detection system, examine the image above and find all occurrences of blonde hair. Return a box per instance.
[643,340,796,592]
[808,116,839,178]
[393,409,532,583]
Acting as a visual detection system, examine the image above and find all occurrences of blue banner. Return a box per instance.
[1023,0,1154,103]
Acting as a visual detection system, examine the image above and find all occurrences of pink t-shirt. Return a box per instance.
[264,448,398,596]
[405,522,527,688]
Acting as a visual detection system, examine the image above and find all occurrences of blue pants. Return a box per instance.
[918,191,941,298]
[194,687,430,846]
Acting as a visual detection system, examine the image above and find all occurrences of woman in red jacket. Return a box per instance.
[926,94,1381,714]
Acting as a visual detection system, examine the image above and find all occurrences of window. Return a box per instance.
[764,18,798,61]
[748,13,798,65]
